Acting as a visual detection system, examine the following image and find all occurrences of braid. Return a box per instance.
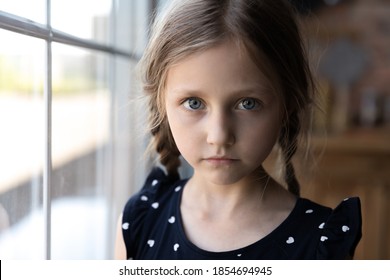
[146,72,182,179]
[148,94,181,179]
[152,120,181,179]
[278,112,301,197]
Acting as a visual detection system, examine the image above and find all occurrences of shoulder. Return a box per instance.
[124,166,181,208]
[273,197,362,259]
[123,167,172,213]
[121,167,185,259]
[315,197,362,259]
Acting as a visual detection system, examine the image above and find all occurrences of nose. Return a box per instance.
[206,109,235,147]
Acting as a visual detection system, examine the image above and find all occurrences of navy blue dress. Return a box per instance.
[122,167,362,259]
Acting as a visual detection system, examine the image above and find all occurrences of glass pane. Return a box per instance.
[110,57,146,235]
[51,0,112,45]
[0,29,45,259]
[114,0,149,56]
[0,0,46,23]
[51,43,111,259]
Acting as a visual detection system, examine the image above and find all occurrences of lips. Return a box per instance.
[204,156,239,165]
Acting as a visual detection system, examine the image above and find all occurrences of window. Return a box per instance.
[0,0,151,259]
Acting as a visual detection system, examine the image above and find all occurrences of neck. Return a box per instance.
[183,168,270,219]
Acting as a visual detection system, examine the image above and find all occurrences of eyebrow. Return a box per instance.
[169,85,275,98]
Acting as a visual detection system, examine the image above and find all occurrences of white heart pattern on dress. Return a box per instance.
[305,209,313,214]
[320,236,328,242]
[140,195,148,201]
[147,240,155,247]
[175,186,181,192]
[168,216,175,224]
[151,179,158,186]
[173,243,180,251]
[342,225,350,232]
[122,222,129,230]
[151,202,159,209]
[286,237,294,244]
[319,222,325,229]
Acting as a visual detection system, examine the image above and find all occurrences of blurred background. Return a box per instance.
[291,0,390,260]
[0,0,389,259]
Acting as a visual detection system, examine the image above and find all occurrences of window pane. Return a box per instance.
[0,0,46,23]
[51,0,112,45]
[114,0,149,56]
[0,29,45,259]
[110,57,148,236]
[51,43,110,259]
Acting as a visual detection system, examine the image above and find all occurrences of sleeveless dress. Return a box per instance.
[121,167,362,259]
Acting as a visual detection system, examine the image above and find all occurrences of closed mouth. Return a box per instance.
[204,157,239,164]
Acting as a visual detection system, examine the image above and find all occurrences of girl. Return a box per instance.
[115,0,362,259]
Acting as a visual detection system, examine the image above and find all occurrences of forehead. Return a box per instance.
[165,40,276,96]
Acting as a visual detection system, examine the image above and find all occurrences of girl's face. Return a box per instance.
[165,40,284,186]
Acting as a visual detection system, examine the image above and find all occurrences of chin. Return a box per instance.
[204,170,248,186]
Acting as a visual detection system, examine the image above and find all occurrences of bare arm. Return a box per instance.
[114,214,127,260]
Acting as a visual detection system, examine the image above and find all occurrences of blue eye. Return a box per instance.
[183,98,204,110]
[237,98,259,110]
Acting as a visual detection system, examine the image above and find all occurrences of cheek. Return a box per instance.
[240,118,281,158]
[167,124,201,165]
[166,107,198,154]
[166,106,183,138]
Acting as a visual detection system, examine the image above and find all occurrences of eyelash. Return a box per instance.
[182,97,262,111]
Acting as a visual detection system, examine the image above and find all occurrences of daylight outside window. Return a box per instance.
[0,0,150,259]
